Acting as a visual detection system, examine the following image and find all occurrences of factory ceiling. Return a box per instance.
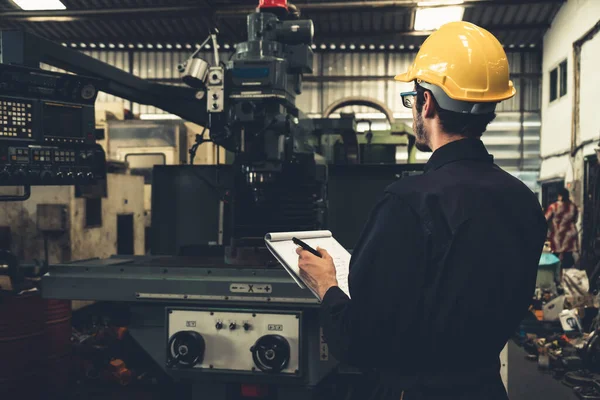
[0,0,564,50]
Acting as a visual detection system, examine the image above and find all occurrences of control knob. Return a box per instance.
[13,168,26,180]
[251,335,291,373]
[56,171,64,180]
[76,172,85,181]
[0,168,11,180]
[215,321,223,330]
[243,323,251,331]
[229,322,237,331]
[167,331,206,368]
[66,172,74,180]
[39,170,54,181]
[86,172,94,180]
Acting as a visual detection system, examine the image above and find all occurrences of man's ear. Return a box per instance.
[422,91,436,119]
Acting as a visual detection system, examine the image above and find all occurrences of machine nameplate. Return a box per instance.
[136,292,318,304]
[230,93,286,100]
[320,327,329,361]
[230,283,272,294]
[268,324,283,332]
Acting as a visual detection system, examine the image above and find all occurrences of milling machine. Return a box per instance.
[0,1,422,398]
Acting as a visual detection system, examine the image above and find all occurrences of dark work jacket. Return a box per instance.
[320,139,547,400]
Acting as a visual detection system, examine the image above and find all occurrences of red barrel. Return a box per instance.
[0,293,72,396]
[44,299,72,395]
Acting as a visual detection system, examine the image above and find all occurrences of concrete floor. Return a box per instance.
[508,341,578,400]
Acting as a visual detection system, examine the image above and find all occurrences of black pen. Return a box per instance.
[292,237,322,258]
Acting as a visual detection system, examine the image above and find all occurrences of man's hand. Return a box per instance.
[296,246,338,299]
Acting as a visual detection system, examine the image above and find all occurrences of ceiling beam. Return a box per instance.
[0,6,212,21]
[313,23,550,41]
[0,0,565,21]
[217,0,565,15]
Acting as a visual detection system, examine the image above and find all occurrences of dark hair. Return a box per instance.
[558,188,570,202]
[415,84,496,139]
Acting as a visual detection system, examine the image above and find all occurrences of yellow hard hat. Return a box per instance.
[395,21,516,105]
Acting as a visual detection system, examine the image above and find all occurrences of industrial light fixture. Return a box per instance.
[417,0,464,5]
[414,1,465,31]
[11,0,66,10]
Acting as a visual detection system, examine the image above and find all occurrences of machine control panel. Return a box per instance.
[0,144,105,185]
[0,64,106,187]
[167,309,301,375]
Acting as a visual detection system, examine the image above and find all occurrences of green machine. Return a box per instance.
[310,97,417,165]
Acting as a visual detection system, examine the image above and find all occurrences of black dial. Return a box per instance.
[13,168,26,179]
[167,331,205,368]
[215,321,223,330]
[251,335,291,373]
[229,322,237,330]
[243,323,251,331]
[40,170,54,181]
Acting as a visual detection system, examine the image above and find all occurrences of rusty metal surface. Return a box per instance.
[36,204,68,233]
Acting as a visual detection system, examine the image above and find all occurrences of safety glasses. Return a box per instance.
[400,91,417,109]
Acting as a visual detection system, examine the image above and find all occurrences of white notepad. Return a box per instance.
[265,230,351,299]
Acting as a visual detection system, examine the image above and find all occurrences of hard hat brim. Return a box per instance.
[394,72,412,82]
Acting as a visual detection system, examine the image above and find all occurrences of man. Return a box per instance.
[297,22,547,400]
[545,188,579,269]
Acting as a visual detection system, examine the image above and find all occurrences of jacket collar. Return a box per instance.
[424,138,494,173]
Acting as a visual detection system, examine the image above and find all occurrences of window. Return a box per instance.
[559,60,568,97]
[549,59,567,103]
[125,153,166,184]
[550,68,558,102]
[85,198,102,228]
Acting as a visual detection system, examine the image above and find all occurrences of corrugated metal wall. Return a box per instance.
[43,49,542,180]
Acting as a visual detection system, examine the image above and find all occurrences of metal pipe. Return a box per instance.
[571,20,600,155]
